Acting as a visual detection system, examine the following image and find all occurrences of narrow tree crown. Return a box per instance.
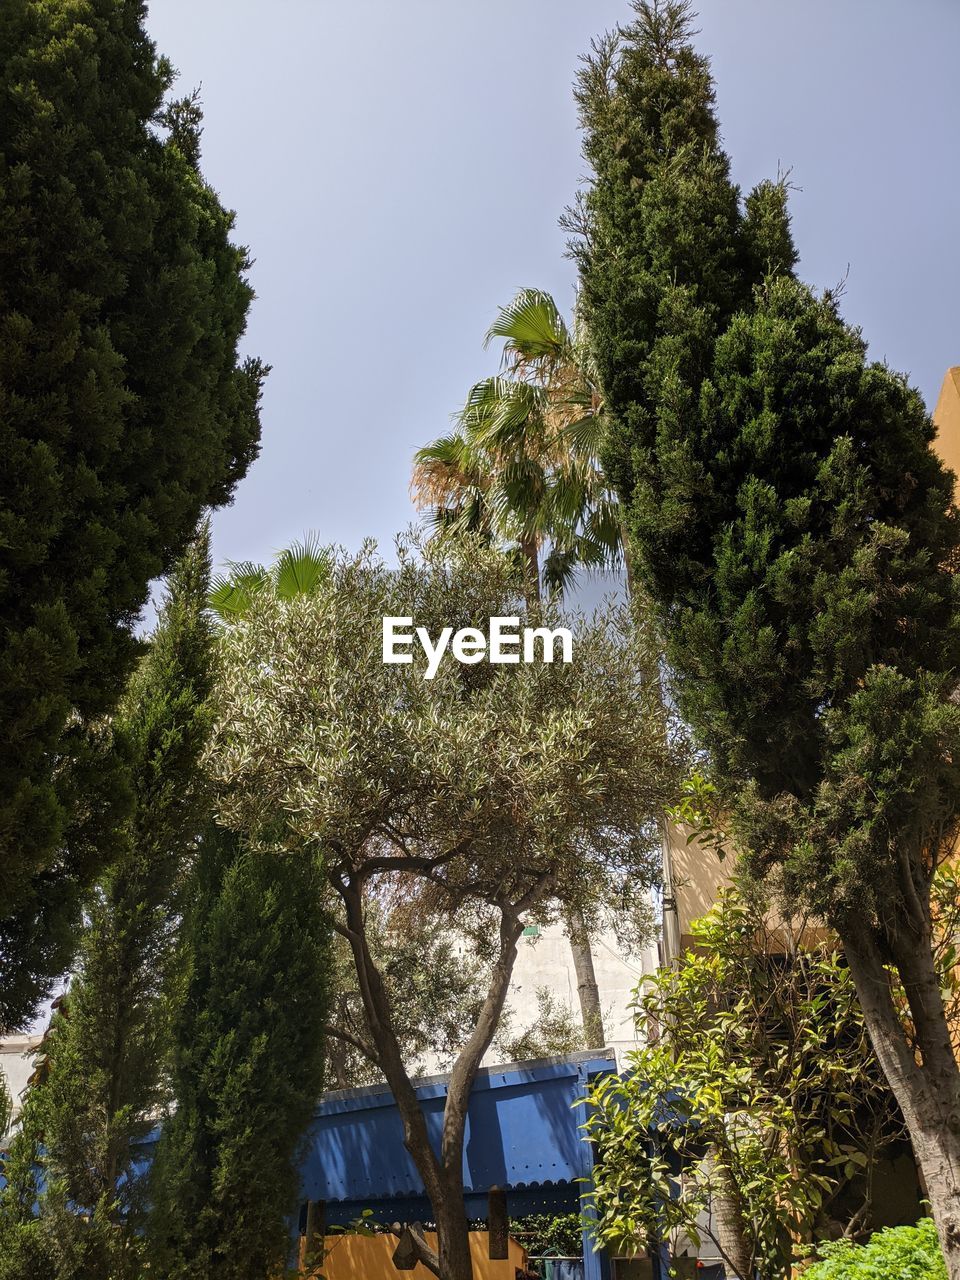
[574,0,960,922]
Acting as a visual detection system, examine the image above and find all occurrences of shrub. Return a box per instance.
[804,1219,946,1280]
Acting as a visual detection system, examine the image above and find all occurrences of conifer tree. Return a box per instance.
[147,826,330,1280]
[0,0,265,1026]
[2,527,216,1279]
[0,1099,55,1280]
[573,1,960,1268]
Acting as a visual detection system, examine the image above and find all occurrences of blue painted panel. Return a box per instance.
[299,1054,615,1205]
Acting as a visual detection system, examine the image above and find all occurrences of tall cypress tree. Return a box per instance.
[147,827,330,1280]
[574,1,960,1268]
[0,0,265,1026]
[0,1099,54,1280]
[3,527,216,1280]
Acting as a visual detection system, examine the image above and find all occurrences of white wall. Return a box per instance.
[490,919,660,1069]
[0,1034,42,1138]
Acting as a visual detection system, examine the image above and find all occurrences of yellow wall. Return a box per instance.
[303,1231,527,1280]
[666,820,734,950]
[934,368,960,483]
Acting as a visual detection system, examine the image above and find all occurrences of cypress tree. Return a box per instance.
[3,527,216,1280]
[573,1,960,1268]
[147,827,330,1280]
[0,1100,55,1280]
[0,0,265,1025]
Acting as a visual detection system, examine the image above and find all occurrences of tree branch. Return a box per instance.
[354,836,474,883]
[323,1024,378,1066]
[442,873,557,1170]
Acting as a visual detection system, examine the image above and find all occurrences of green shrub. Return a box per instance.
[804,1219,945,1279]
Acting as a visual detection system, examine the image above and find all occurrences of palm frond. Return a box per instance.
[412,433,489,511]
[459,378,552,464]
[542,543,581,597]
[272,533,332,601]
[208,561,268,620]
[560,410,607,459]
[485,288,571,363]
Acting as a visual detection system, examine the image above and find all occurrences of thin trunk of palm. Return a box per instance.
[519,531,606,1048]
[519,533,541,607]
[566,906,605,1047]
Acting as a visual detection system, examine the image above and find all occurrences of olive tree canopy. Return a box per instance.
[208,536,681,1280]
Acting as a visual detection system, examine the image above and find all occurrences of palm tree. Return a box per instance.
[412,288,625,604]
[208,534,332,621]
[413,289,631,1047]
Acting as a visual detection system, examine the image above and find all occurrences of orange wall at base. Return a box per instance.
[304,1231,527,1280]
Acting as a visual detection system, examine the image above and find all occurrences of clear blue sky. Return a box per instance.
[145,0,960,573]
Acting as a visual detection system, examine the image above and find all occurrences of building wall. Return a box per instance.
[0,1034,42,1139]
[934,368,960,482]
[666,821,734,952]
[496,922,660,1066]
[312,1231,526,1280]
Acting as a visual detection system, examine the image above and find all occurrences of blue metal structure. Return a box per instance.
[3,1050,666,1278]
[297,1051,623,1280]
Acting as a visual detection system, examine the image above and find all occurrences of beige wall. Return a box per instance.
[666,821,734,950]
[0,1034,42,1138]
[934,368,960,482]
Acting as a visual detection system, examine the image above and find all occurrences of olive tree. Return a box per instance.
[208,536,681,1280]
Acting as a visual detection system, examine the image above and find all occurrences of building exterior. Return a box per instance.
[493,923,659,1068]
[934,368,960,480]
[290,1051,664,1280]
[0,1033,42,1139]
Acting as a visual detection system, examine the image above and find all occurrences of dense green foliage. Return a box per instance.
[570,0,796,520]
[804,1220,946,1280]
[147,825,330,1280]
[0,1099,55,1280]
[0,529,216,1279]
[0,0,265,1026]
[574,0,960,938]
[510,1214,583,1260]
[572,2,960,1261]
[584,886,905,1278]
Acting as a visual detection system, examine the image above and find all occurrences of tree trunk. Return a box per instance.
[658,818,682,967]
[709,1149,754,1280]
[434,1172,476,1280]
[520,534,541,607]
[844,917,960,1278]
[565,907,605,1047]
[335,872,554,1280]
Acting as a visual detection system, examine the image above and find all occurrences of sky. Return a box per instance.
[144,0,960,576]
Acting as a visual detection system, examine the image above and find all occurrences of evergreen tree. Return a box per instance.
[1,527,216,1279]
[0,0,265,1026]
[0,1098,56,1280]
[147,826,330,1280]
[573,1,960,1268]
